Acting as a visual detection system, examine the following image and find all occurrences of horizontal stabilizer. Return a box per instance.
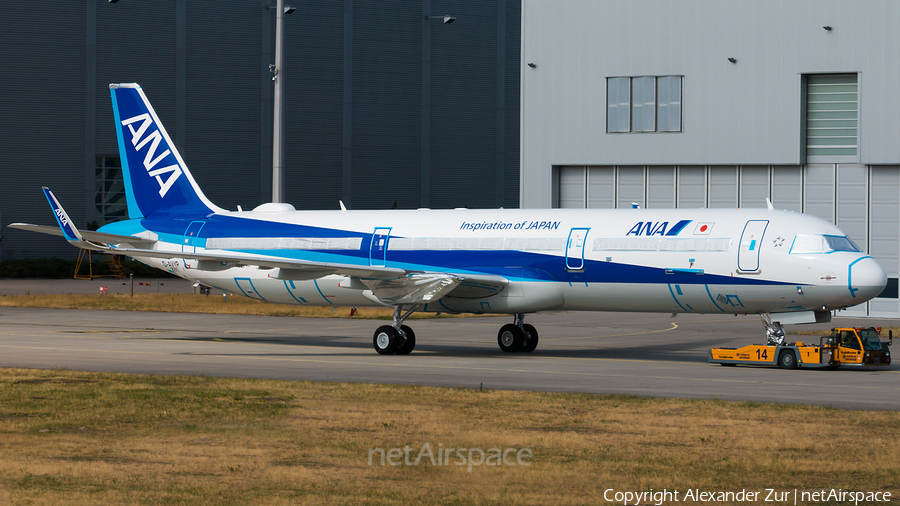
[8,223,157,247]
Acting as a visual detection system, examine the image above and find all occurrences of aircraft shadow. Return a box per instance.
[165,334,720,363]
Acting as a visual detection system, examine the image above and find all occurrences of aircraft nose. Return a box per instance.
[849,256,888,301]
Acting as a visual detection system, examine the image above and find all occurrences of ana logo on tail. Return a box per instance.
[54,208,69,228]
[121,113,183,198]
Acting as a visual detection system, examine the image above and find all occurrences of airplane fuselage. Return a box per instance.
[99,206,885,316]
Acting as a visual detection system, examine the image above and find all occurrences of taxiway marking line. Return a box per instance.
[544,323,679,341]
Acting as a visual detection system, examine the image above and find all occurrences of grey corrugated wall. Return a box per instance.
[0,3,86,260]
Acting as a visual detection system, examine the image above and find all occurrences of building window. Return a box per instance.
[607,77,630,132]
[95,156,126,226]
[631,77,656,132]
[657,76,682,132]
[607,76,682,133]
[806,74,858,159]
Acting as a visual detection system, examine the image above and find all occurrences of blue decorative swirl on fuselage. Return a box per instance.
[128,213,794,287]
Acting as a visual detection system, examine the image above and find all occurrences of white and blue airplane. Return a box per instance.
[11,83,888,355]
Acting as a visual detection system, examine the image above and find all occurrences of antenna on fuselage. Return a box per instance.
[765,198,774,211]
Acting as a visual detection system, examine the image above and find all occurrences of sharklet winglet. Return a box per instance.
[42,187,84,243]
[41,187,113,252]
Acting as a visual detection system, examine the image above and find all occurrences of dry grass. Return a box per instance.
[0,368,897,505]
[0,293,484,319]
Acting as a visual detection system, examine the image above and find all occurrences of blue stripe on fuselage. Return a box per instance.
[132,214,793,287]
[665,220,691,236]
[217,246,790,286]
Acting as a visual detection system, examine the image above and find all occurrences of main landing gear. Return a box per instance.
[373,305,418,355]
[497,313,539,353]
[371,309,541,355]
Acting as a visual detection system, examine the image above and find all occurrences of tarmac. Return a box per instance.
[0,279,897,410]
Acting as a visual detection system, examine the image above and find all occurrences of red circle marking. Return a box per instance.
[700,225,708,232]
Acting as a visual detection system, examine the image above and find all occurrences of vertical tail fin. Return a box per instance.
[109,83,223,218]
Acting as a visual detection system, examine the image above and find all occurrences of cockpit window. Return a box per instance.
[790,234,861,254]
[824,235,861,252]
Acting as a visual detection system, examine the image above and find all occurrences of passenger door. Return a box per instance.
[182,220,205,268]
[565,227,590,285]
[737,220,768,272]
[370,228,391,267]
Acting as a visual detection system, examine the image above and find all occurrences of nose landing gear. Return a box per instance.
[761,313,786,346]
[497,313,539,353]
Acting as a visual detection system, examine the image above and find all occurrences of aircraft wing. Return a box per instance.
[99,242,505,298]
[7,223,158,247]
[113,244,408,280]
[28,187,508,299]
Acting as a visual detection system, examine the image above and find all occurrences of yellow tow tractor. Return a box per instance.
[708,327,893,369]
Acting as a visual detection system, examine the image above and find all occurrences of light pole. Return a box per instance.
[270,0,295,203]
[421,12,456,208]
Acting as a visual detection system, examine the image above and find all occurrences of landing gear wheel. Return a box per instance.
[395,325,416,355]
[374,325,399,355]
[520,324,539,353]
[779,350,797,369]
[498,324,524,352]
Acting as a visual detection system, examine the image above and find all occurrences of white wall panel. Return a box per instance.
[740,166,770,208]
[804,164,834,223]
[616,166,645,208]
[772,166,802,212]
[836,164,868,249]
[869,166,899,276]
[587,167,616,208]
[646,166,675,209]
[836,163,869,316]
[677,166,706,208]
[558,166,585,208]
[708,166,738,209]
[869,166,899,315]
[870,295,899,316]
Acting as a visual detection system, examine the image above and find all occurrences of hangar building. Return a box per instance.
[0,1,520,259]
[520,0,900,318]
